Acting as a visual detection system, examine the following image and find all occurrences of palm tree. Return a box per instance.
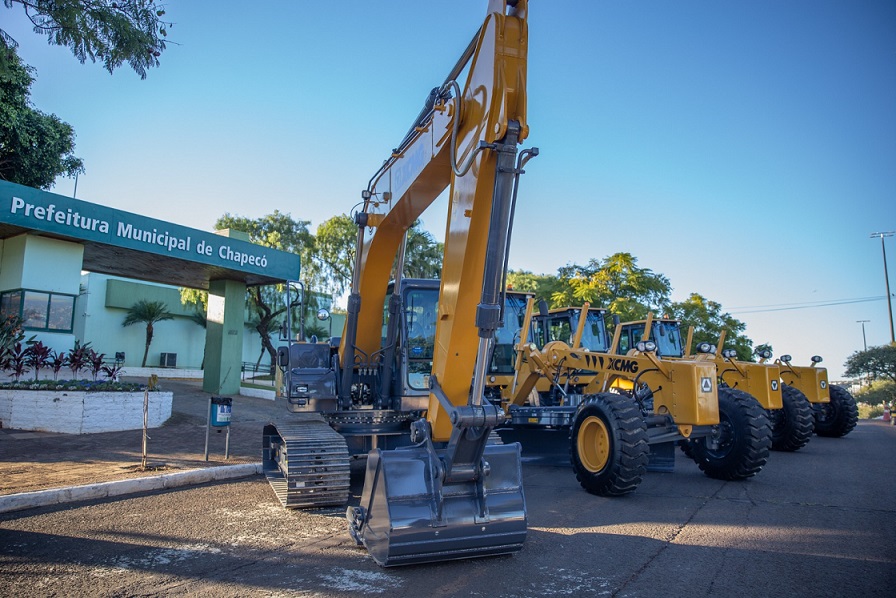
[122,300,174,367]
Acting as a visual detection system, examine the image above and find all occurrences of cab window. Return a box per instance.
[404,288,438,389]
[654,321,684,358]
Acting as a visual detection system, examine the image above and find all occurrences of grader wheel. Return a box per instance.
[569,393,648,496]
[769,384,815,451]
[814,384,859,438]
[682,387,771,481]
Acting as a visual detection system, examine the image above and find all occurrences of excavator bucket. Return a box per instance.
[347,442,527,567]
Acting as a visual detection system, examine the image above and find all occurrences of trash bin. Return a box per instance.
[210,397,232,427]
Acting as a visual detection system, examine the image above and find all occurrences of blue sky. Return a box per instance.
[5,1,895,378]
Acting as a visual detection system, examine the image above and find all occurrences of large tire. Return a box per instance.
[769,384,815,451]
[569,392,649,496]
[682,387,771,481]
[814,384,859,437]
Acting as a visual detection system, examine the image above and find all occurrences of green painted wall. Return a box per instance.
[0,234,82,355]
[105,279,195,317]
[0,234,83,294]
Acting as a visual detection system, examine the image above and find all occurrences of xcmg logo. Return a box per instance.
[586,355,640,374]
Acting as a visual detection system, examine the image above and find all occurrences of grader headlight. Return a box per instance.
[755,349,773,360]
[780,354,792,363]
[811,355,823,364]
[696,342,715,354]
[637,340,657,353]
[721,349,738,359]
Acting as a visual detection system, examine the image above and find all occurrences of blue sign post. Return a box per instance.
[205,396,233,460]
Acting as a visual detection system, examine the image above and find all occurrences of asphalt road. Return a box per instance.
[2,421,895,597]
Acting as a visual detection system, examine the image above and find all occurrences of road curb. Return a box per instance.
[0,463,264,514]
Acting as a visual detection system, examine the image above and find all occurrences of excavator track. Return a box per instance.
[262,415,351,509]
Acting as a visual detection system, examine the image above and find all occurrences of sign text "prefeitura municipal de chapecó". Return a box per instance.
[0,180,300,281]
[10,196,268,268]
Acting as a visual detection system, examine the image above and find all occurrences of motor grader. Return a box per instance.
[760,353,858,438]
[616,316,817,452]
[265,0,536,567]
[486,295,771,496]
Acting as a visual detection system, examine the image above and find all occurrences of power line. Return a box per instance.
[729,295,887,314]
[728,295,885,310]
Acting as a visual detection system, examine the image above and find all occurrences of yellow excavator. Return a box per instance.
[265,0,536,567]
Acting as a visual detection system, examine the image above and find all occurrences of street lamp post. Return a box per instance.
[871,231,895,344]
[856,320,870,351]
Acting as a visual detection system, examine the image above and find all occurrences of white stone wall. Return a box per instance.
[0,390,172,434]
[119,367,203,380]
[238,386,275,400]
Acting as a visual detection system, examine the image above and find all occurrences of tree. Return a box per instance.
[247,313,279,371]
[506,270,564,303]
[0,51,84,188]
[311,215,443,295]
[217,210,314,272]
[312,214,355,296]
[552,253,672,323]
[179,287,207,311]
[844,344,896,385]
[216,211,314,366]
[121,299,173,367]
[1,0,172,79]
[404,225,443,279]
[669,293,755,360]
[854,380,896,408]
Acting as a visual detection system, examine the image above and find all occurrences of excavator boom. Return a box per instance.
[342,0,534,566]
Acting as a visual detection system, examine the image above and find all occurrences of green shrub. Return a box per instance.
[857,403,884,420]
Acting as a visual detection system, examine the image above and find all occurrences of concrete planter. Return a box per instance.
[0,389,173,434]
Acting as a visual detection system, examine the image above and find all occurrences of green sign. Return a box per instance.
[0,181,300,281]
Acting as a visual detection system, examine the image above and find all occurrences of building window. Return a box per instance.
[0,289,76,333]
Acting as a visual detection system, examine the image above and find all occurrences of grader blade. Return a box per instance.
[346,442,527,567]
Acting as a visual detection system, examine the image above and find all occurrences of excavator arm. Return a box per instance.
[339,0,531,438]
[344,0,536,567]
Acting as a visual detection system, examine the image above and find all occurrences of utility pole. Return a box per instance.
[856,320,870,351]
[871,232,895,344]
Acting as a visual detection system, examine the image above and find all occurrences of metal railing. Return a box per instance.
[241,362,275,386]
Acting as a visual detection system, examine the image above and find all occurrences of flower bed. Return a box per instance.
[0,379,145,393]
[0,387,172,434]
[0,330,173,433]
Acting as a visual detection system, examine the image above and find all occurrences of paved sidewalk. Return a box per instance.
[0,379,284,499]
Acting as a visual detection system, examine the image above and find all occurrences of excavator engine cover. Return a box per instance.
[347,442,527,567]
